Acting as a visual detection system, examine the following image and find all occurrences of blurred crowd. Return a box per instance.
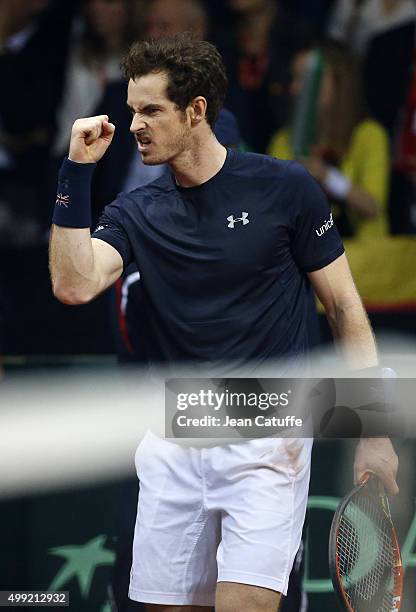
[1,0,416,356]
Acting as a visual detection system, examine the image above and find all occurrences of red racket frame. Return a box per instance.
[329,473,404,611]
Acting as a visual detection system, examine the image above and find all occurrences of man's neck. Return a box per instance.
[170,133,227,188]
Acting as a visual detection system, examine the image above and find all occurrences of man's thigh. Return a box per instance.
[210,438,312,598]
[129,433,220,607]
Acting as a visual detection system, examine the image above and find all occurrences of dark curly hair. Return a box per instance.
[121,32,228,128]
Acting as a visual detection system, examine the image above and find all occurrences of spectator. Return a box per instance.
[288,0,334,35]
[390,55,416,234]
[217,0,316,153]
[327,1,416,235]
[327,0,415,56]
[327,0,416,136]
[0,0,77,244]
[146,0,208,40]
[268,43,390,240]
[52,0,144,223]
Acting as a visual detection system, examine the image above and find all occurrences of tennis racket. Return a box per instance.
[329,472,403,611]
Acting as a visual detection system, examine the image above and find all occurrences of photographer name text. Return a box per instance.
[176,414,303,428]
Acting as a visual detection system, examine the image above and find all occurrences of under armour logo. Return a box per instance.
[227,212,250,228]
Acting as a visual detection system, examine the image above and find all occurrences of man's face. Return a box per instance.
[127,72,192,165]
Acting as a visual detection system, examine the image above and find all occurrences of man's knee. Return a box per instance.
[215,582,282,612]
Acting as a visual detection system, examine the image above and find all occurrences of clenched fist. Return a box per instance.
[69,115,115,164]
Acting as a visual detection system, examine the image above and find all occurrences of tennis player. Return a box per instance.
[49,33,398,612]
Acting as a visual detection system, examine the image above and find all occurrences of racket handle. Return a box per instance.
[360,472,388,498]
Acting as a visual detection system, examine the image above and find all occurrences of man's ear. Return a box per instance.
[189,96,207,125]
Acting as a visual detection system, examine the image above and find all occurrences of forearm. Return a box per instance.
[329,297,400,491]
[49,116,121,304]
[49,225,102,304]
[49,154,101,304]
[328,296,378,369]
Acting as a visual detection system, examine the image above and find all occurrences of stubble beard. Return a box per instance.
[141,116,191,166]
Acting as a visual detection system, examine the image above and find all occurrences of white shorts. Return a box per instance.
[129,430,312,607]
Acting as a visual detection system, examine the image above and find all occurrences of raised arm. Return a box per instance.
[49,115,123,304]
[50,229,123,304]
[308,253,399,495]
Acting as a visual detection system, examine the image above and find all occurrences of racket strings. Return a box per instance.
[336,491,397,611]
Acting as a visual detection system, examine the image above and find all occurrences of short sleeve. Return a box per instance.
[288,161,345,272]
[92,196,132,269]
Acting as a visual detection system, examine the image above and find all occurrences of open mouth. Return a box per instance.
[136,134,152,151]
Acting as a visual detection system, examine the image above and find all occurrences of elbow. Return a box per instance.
[52,282,95,305]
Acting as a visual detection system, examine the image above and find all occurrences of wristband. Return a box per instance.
[52,157,96,228]
[324,167,352,200]
[353,366,397,413]
[362,367,402,437]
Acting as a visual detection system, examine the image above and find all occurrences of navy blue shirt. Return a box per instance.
[93,149,344,366]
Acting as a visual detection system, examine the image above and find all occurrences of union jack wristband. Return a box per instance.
[52,157,96,228]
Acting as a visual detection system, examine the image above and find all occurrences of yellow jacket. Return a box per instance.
[267,119,390,239]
